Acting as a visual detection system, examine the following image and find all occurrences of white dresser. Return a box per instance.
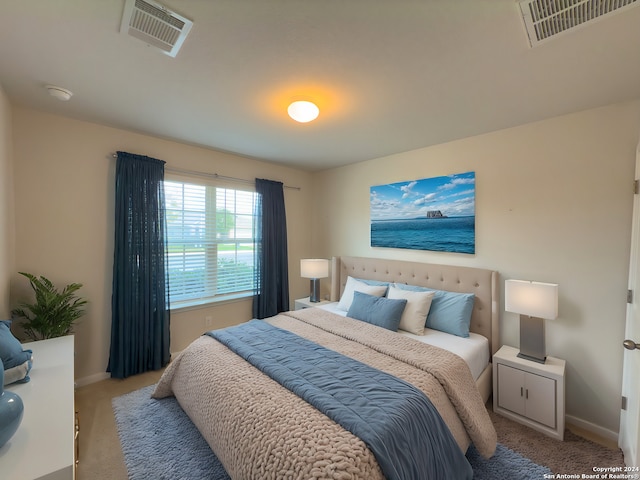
[1,335,76,480]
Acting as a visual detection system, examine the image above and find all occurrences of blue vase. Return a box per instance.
[0,358,24,449]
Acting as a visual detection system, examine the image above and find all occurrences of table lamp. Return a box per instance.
[505,279,558,364]
[300,259,329,303]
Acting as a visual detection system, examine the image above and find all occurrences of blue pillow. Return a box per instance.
[393,283,474,338]
[0,320,33,374]
[347,291,407,331]
[355,278,391,290]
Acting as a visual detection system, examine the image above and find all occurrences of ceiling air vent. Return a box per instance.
[120,0,193,57]
[519,0,639,47]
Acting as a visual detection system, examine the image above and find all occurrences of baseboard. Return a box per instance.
[75,353,181,388]
[75,371,110,387]
[565,414,619,443]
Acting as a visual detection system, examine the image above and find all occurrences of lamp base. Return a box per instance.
[309,279,321,303]
[517,352,547,364]
[518,314,546,364]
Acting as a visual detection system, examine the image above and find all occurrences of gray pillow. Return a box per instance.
[347,291,407,331]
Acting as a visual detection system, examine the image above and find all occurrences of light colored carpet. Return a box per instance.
[489,409,625,475]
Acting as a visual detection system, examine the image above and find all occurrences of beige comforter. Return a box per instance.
[153,308,497,479]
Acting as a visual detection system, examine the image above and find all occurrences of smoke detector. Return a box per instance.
[519,0,639,47]
[46,85,73,101]
[120,0,193,57]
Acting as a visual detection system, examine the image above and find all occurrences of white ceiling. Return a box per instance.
[2,1,640,171]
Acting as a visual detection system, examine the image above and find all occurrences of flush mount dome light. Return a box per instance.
[288,100,319,123]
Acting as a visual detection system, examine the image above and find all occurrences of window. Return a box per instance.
[164,175,257,309]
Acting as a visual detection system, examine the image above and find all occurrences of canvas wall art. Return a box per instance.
[370,171,475,254]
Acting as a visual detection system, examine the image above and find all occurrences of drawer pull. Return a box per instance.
[75,411,80,466]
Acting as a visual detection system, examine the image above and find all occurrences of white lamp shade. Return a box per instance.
[300,259,329,279]
[505,279,558,319]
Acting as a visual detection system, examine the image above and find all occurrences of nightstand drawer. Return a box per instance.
[497,363,556,428]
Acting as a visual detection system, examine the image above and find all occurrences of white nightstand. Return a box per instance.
[294,296,331,310]
[492,345,566,440]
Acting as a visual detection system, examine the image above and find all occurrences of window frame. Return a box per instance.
[164,173,258,311]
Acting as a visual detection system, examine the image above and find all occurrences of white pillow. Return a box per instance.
[337,276,387,311]
[3,359,31,385]
[387,285,435,335]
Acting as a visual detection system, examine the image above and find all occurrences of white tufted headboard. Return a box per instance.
[330,256,500,356]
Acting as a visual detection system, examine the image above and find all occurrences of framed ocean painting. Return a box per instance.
[370,171,475,254]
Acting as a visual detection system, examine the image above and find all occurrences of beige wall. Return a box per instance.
[11,107,314,383]
[8,98,640,436]
[0,85,13,317]
[312,100,640,436]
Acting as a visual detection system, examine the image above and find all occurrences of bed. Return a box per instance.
[328,256,499,403]
[153,256,499,479]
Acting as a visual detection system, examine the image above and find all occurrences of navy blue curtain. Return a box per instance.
[253,178,289,319]
[108,151,170,379]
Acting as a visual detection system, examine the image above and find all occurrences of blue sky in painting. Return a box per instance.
[370,172,475,221]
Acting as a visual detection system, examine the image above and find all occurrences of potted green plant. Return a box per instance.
[11,273,87,341]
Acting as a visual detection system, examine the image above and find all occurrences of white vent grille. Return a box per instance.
[120,0,193,57]
[519,0,639,46]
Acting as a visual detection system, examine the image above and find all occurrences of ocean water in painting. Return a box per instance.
[371,216,475,254]
[370,171,475,254]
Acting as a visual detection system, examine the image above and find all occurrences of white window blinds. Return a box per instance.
[164,174,257,308]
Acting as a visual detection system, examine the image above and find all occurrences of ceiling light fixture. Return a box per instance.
[46,85,73,101]
[288,100,319,123]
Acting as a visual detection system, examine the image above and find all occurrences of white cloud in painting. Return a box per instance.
[439,176,476,190]
[370,172,475,221]
[400,181,418,199]
[413,193,437,206]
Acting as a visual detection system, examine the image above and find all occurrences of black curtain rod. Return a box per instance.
[110,153,301,191]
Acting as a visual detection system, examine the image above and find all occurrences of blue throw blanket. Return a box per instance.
[207,320,472,480]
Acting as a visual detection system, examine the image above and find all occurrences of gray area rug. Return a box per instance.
[113,384,230,480]
[114,385,554,479]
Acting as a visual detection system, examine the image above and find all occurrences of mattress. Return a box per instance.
[318,302,490,381]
